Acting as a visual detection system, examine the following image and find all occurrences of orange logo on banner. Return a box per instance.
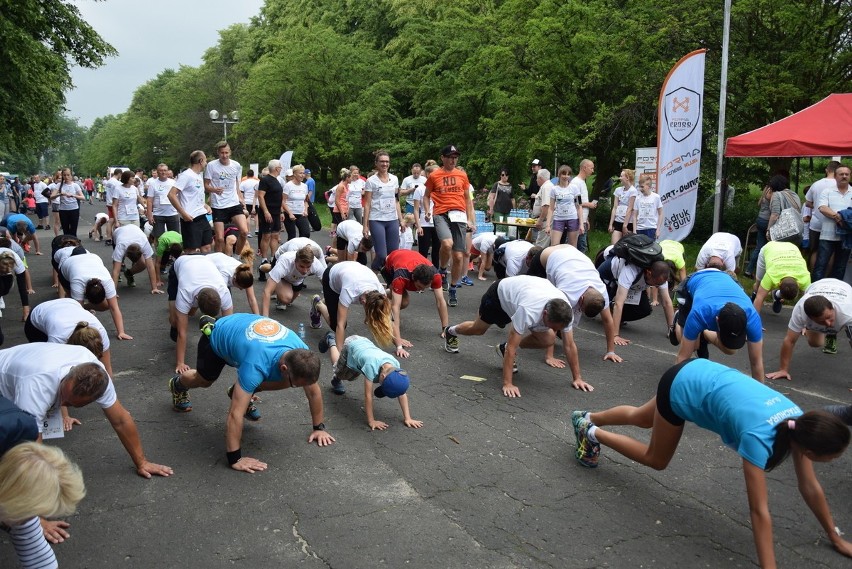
[672,97,690,112]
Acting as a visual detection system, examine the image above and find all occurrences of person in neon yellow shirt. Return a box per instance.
[650,240,686,306]
[752,241,810,314]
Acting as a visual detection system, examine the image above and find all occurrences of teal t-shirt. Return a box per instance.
[344,336,398,382]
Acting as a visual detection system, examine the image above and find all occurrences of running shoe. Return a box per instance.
[319,331,336,354]
[823,334,838,355]
[331,376,346,395]
[226,384,261,421]
[310,295,323,328]
[440,270,448,292]
[124,268,135,287]
[275,302,287,311]
[697,335,710,359]
[460,275,474,286]
[496,342,518,373]
[845,324,852,350]
[444,327,459,353]
[199,315,215,336]
[169,375,192,412]
[572,412,600,468]
[772,291,783,314]
[88,230,93,239]
[448,287,458,307]
[667,310,680,346]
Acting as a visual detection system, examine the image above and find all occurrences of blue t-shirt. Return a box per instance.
[305,177,316,202]
[683,269,762,342]
[0,213,35,234]
[209,314,307,393]
[670,359,802,468]
[344,336,398,382]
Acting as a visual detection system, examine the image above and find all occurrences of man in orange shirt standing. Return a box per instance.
[423,145,475,308]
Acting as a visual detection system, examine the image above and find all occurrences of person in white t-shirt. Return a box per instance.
[103,170,122,243]
[204,142,248,255]
[0,248,33,345]
[239,169,259,236]
[804,161,840,267]
[347,166,365,223]
[329,219,372,264]
[0,344,173,483]
[628,174,663,240]
[167,254,234,374]
[547,165,584,247]
[695,231,743,275]
[363,150,403,272]
[400,163,427,214]
[470,231,499,280]
[112,170,144,228]
[531,168,553,247]
[169,150,213,253]
[110,224,161,294]
[145,163,179,240]
[608,169,637,244]
[261,247,324,316]
[493,239,536,279]
[206,249,259,315]
[31,174,50,229]
[50,168,85,237]
[282,164,312,241]
[59,250,131,340]
[443,275,592,397]
[413,171,439,267]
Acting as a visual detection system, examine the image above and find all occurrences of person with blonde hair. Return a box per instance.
[282,164,312,241]
[333,167,351,224]
[311,261,393,352]
[608,169,637,243]
[0,442,86,569]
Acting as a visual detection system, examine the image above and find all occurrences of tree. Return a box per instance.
[0,0,115,154]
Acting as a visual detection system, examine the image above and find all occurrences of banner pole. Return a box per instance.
[713,0,732,233]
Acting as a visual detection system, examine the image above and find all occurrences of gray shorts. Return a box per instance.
[332,335,366,382]
[434,213,467,252]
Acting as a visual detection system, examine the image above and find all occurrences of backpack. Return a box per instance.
[610,234,663,269]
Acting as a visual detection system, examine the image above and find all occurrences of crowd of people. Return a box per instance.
[0,145,849,569]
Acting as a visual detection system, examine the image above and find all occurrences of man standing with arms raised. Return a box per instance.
[423,145,475,308]
[205,141,249,255]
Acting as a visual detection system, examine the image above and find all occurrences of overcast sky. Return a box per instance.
[67,0,265,127]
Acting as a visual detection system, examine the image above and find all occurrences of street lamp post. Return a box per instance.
[209,110,239,142]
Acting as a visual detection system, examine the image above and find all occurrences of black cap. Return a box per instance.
[717,302,747,350]
[441,144,460,157]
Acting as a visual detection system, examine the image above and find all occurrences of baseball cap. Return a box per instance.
[304,169,311,175]
[285,168,293,176]
[441,145,460,157]
[531,159,541,166]
[374,369,410,398]
[717,302,747,350]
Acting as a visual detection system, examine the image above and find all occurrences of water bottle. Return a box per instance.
[297,322,306,340]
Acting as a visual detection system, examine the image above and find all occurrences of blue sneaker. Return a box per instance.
[571,411,599,468]
[331,376,346,395]
[227,384,261,421]
[310,295,323,328]
[169,375,192,412]
[460,275,474,286]
[448,286,458,307]
[319,331,336,354]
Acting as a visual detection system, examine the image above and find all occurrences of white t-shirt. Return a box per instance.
[113,185,140,221]
[269,251,325,286]
[204,159,242,209]
[328,261,385,307]
[399,226,414,250]
[412,186,434,228]
[789,279,852,334]
[95,212,108,222]
[401,174,427,206]
[348,178,365,209]
[172,255,233,314]
[533,180,554,216]
[633,192,662,230]
[53,245,77,270]
[365,174,400,222]
[695,232,743,272]
[612,185,637,223]
[60,253,117,302]
[603,245,669,294]
[29,298,110,352]
[472,232,499,255]
[112,225,153,263]
[567,177,588,220]
[279,237,323,260]
[805,177,836,232]
[546,246,609,325]
[58,182,82,210]
[550,184,580,221]
[282,181,309,216]
[0,344,117,432]
[104,177,121,205]
[173,169,207,219]
[240,178,259,206]
[497,275,572,334]
[497,239,534,277]
[816,187,852,241]
[148,177,178,217]
[206,252,244,287]
[33,181,48,204]
[336,220,364,253]
[0,247,26,274]
[48,183,60,205]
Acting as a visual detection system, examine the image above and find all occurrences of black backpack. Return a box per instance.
[611,234,663,269]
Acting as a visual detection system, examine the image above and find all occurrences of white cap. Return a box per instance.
[285,168,294,176]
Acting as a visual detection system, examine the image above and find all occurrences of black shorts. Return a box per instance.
[180,214,213,250]
[245,204,254,215]
[213,204,244,224]
[24,316,48,342]
[331,211,343,224]
[655,360,693,426]
[167,265,179,301]
[612,221,634,233]
[478,281,511,328]
[258,210,281,234]
[196,334,228,382]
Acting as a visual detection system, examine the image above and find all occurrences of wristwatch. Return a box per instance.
[312,423,326,431]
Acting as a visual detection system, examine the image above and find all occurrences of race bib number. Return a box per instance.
[159,194,171,205]
[639,204,654,218]
[615,205,628,218]
[625,286,643,305]
[379,198,394,212]
[42,408,64,440]
[124,203,138,217]
[555,202,572,216]
[448,210,467,223]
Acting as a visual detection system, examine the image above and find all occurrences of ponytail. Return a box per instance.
[233,245,255,289]
[765,410,850,471]
[362,290,393,347]
[84,278,106,305]
[67,322,104,358]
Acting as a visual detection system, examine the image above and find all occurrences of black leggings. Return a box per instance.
[417,226,441,268]
[59,209,80,237]
[283,215,311,242]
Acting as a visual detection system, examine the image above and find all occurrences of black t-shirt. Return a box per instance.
[258,174,283,211]
[526,174,540,199]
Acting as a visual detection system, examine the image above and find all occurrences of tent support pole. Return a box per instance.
[713,0,732,233]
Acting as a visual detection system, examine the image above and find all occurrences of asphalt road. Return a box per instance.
[1,201,849,568]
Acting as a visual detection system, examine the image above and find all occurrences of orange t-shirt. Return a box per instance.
[425,168,469,215]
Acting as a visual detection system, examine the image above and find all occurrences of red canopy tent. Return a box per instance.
[725,93,852,157]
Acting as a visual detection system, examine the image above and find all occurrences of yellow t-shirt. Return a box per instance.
[659,240,685,270]
[760,241,810,291]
